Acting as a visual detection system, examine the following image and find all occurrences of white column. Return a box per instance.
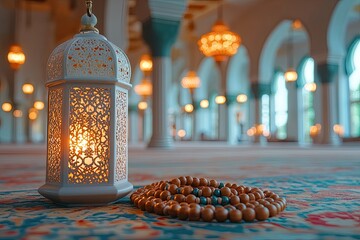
[253,97,261,143]
[286,82,298,141]
[320,82,339,144]
[297,88,305,145]
[148,57,173,148]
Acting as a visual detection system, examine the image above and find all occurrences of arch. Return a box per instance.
[328,0,360,58]
[227,46,250,95]
[196,57,219,101]
[260,20,292,84]
[259,20,310,84]
[345,36,360,75]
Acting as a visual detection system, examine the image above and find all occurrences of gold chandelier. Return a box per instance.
[198,20,241,62]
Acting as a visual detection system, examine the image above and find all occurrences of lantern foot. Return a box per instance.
[38,181,133,206]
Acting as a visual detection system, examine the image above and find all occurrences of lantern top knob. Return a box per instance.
[80,13,99,33]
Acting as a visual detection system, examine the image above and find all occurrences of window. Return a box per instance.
[302,58,316,142]
[349,40,360,137]
[273,72,288,139]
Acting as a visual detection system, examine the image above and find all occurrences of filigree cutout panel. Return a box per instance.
[109,43,131,83]
[47,88,63,183]
[115,90,128,181]
[66,39,115,79]
[68,87,111,184]
[47,41,68,82]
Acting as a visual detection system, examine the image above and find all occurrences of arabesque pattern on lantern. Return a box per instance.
[198,21,241,62]
[47,88,63,183]
[110,42,131,81]
[116,90,127,181]
[68,87,110,184]
[47,34,131,83]
[67,39,114,77]
[47,42,67,81]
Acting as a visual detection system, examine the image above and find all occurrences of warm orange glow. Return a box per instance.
[2,102,12,112]
[236,94,248,103]
[181,71,201,90]
[292,19,303,30]
[13,109,23,118]
[138,101,148,110]
[177,129,186,138]
[333,124,344,137]
[134,78,152,98]
[139,54,153,73]
[304,82,317,92]
[247,124,265,136]
[255,124,264,136]
[184,104,194,113]
[29,108,38,120]
[22,83,34,94]
[200,99,209,108]
[247,127,255,136]
[284,68,298,82]
[310,124,321,137]
[8,44,26,70]
[198,20,241,62]
[34,101,45,110]
[215,95,226,104]
[70,129,97,165]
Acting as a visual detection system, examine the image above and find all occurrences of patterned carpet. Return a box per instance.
[0,143,360,239]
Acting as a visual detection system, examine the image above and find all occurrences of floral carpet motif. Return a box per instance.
[0,145,360,239]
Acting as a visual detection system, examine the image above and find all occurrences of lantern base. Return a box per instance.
[38,181,133,206]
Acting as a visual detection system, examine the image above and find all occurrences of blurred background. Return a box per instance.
[0,0,359,147]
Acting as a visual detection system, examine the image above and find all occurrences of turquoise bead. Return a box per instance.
[221,196,229,205]
[211,196,218,205]
[200,197,207,205]
[218,183,225,189]
[192,188,199,197]
[213,189,221,197]
[176,188,181,194]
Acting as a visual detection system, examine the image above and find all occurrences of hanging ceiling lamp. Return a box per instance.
[134,78,152,99]
[284,20,298,82]
[8,44,25,70]
[8,0,25,71]
[181,19,201,102]
[139,54,153,75]
[181,70,201,94]
[198,3,241,62]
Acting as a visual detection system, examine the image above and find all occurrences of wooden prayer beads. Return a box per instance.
[130,177,287,223]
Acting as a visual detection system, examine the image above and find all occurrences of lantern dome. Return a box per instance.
[47,16,131,84]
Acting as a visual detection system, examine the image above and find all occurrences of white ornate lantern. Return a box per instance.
[38,2,133,205]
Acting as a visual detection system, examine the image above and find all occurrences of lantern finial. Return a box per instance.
[80,0,99,33]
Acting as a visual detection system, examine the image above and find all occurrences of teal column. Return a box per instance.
[317,62,340,145]
[143,18,181,148]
